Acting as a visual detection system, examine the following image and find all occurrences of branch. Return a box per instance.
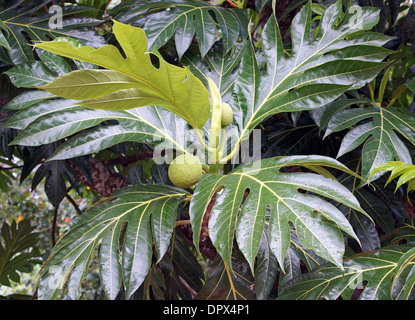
[93,17,113,29]
[0,165,24,170]
[225,0,239,8]
[103,150,154,166]
[51,206,59,247]
[65,193,83,216]
[174,219,190,228]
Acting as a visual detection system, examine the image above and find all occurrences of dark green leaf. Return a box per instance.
[37,184,186,300]
[0,219,41,287]
[4,61,56,87]
[195,251,256,300]
[190,155,369,274]
[0,0,105,64]
[325,106,415,183]
[226,0,391,159]
[110,0,248,59]
[278,244,415,300]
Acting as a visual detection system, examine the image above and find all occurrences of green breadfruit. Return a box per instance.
[221,102,233,127]
[168,154,203,188]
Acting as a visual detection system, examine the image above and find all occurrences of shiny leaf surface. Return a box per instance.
[9,105,194,161]
[37,184,186,300]
[278,244,415,300]
[195,251,256,300]
[34,21,211,130]
[110,0,248,59]
[190,155,369,274]
[228,0,392,151]
[325,104,415,183]
[0,0,105,64]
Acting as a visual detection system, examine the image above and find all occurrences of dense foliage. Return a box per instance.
[0,0,415,300]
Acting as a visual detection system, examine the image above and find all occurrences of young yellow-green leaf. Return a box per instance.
[34,21,211,130]
[40,70,141,100]
[370,161,415,194]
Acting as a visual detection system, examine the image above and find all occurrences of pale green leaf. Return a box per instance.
[34,21,211,130]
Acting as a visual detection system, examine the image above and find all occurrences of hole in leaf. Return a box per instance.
[350,280,368,300]
[299,260,308,274]
[149,53,160,69]
[45,34,54,42]
[21,31,41,61]
[279,165,302,173]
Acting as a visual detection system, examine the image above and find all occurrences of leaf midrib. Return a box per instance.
[232,172,341,265]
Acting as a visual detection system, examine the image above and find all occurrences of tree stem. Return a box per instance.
[65,193,82,216]
[51,206,59,247]
[174,219,191,227]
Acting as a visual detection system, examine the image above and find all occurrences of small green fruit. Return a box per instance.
[221,102,233,127]
[168,154,202,188]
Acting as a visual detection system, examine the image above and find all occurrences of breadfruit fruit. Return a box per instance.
[221,102,233,127]
[168,154,203,188]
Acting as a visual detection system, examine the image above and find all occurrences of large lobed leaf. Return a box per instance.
[37,184,186,300]
[324,103,415,183]
[190,155,371,274]
[278,244,415,300]
[2,49,196,161]
[225,0,393,158]
[0,0,105,65]
[109,0,249,59]
[2,0,397,301]
[33,20,211,130]
[6,101,195,161]
[0,219,41,287]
